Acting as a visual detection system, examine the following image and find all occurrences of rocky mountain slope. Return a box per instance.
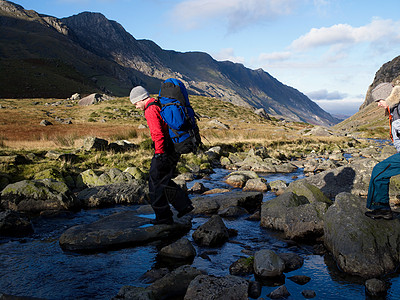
[334,55,400,136]
[0,0,339,126]
[360,55,400,110]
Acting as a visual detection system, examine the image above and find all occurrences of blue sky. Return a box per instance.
[13,0,400,115]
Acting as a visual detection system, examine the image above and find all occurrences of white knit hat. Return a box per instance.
[371,82,393,102]
[129,86,149,104]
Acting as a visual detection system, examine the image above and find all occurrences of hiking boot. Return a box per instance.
[150,217,174,225]
[365,209,394,220]
[177,204,194,218]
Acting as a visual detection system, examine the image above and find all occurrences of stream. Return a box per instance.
[1,168,400,299]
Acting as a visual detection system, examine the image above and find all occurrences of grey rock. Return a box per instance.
[188,182,208,194]
[286,180,332,205]
[269,179,287,191]
[59,211,192,252]
[1,179,79,213]
[40,119,52,126]
[78,93,112,106]
[76,181,148,208]
[207,119,229,129]
[260,189,329,240]
[267,285,291,299]
[302,290,316,298]
[192,215,229,247]
[218,206,248,218]
[304,126,332,137]
[116,265,202,299]
[229,257,254,275]
[254,108,270,119]
[70,93,81,100]
[365,278,387,296]
[243,178,269,192]
[149,265,203,299]
[191,191,263,215]
[159,238,196,260]
[83,136,109,151]
[253,249,285,278]
[225,174,247,188]
[278,253,304,272]
[184,274,249,300]
[324,192,400,277]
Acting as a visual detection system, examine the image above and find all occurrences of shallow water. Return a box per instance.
[1,168,400,299]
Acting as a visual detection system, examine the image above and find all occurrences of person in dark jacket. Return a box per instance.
[130,86,193,225]
[365,83,400,220]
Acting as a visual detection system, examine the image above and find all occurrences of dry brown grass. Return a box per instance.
[0,95,337,152]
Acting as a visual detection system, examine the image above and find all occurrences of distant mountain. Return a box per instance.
[0,0,339,126]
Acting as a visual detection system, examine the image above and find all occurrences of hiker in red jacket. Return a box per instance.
[130,86,193,225]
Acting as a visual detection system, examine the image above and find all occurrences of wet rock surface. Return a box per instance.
[59,211,192,252]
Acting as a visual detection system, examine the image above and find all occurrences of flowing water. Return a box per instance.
[1,168,400,299]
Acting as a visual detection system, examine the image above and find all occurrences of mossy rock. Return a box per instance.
[34,168,65,182]
[287,180,332,205]
[124,167,147,180]
[1,179,79,212]
[76,169,102,188]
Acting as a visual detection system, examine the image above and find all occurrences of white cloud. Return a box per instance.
[314,96,364,115]
[212,48,245,64]
[170,0,300,31]
[306,89,348,100]
[290,18,400,52]
[258,51,292,62]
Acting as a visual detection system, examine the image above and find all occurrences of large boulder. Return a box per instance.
[76,168,142,189]
[191,191,263,215]
[324,192,400,278]
[184,274,249,300]
[286,180,332,205]
[260,185,330,240]
[1,179,79,213]
[78,93,111,106]
[76,181,148,208]
[59,211,192,252]
[225,170,259,188]
[82,137,109,151]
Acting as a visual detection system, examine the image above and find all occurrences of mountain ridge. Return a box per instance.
[0,0,339,126]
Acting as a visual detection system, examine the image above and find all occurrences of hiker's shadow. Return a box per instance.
[320,167,356,200]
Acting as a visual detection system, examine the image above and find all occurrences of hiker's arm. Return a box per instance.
[145,107,167,154]
[392,119,400,152]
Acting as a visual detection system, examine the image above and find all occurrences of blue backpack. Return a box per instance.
[149,78,202,154]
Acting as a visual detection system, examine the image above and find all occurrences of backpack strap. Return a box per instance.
[144,100,161,111]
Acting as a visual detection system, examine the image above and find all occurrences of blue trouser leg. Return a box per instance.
[366,152,400,209]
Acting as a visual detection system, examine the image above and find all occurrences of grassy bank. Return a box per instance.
[0,95,365,182]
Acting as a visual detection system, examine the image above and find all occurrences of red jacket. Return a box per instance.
[144,98,170,154]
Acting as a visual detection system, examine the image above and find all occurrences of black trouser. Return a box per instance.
[148,152,192,220]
